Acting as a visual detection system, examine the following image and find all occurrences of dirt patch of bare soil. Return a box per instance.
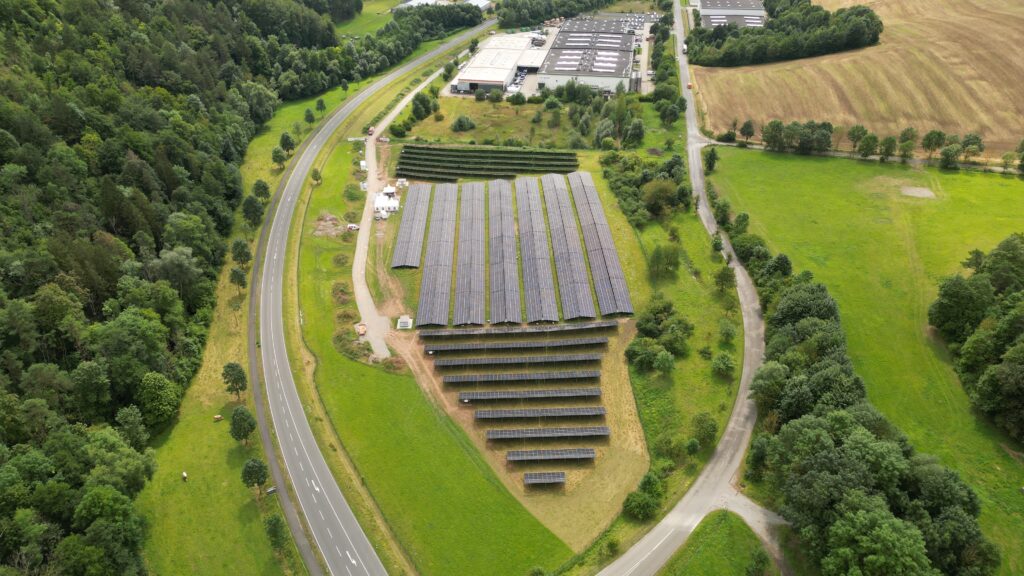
[901,186,936,198]
[313,211,346,237]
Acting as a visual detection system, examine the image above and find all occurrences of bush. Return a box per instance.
[692,412,717,445]
[474,88,486,101]
[451,115,476,132]
[622,490,659,521]
[712,353,735,378]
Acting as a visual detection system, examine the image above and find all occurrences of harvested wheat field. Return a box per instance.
[693,0,1024,155]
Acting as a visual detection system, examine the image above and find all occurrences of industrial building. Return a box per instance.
[699,0,766,28]
[537,15,650,92]
[449,34,548,93]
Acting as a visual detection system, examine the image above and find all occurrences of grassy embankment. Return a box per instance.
[692,0,1024,156]
[406,97,683,156]
[335,0,403,37]
[136,78,378,576]
[710,147,1024,575]
[658,510,780,576]
[278,41,574,575]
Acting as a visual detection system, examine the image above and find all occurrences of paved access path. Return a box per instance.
[353,49,470,358]
[596,4,785,574]
[247,21,494,576]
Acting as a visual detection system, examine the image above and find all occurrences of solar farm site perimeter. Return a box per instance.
[383,172,650,549]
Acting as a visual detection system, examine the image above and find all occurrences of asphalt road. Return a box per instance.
[595,4,781,574]
[247,21,495,576]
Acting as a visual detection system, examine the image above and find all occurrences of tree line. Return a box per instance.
[929,233,1024,443]
[497,0,617,28]
[701,185,1000,575]
[687,0,883,67]
[0,0,477,573]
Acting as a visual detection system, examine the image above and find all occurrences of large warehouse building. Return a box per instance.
[450,35,548,93]
[699,0,766,28]
[537,15,650,92]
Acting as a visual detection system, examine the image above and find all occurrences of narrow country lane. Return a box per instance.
[596,3,786,574]
[246,21,495,576]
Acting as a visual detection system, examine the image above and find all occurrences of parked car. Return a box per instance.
[346,223,360,231]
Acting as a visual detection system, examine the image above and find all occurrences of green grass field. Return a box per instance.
[407,98,684,157]
[709,147,1024,575]
[658,510,779,576]
[334,0,402,37]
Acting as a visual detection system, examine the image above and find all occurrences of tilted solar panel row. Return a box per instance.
[424,337,608,353]
[416,183,458,327]
[487,426,610,440]
[458,388,602,402]
[434,353,602,367]
[507,448,596,462]
[524,472,566,485]
[568,172,634,315]
[454,182,485,326]
[419,320,617,338]
[542,174,596,320]
[475,407,606,419]
[488,179,522,324]
[443,370,601,384]
[515,177,559,323]
[390,183,432,268]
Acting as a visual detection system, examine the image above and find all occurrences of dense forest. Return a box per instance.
[497,0,615,28]
[929,233,1024,442]
[699,193,1000,575]
[0,0,479,573]
[687,0,882,67]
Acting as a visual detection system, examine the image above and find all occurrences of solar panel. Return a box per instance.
[416,183,458,326]
[419,320,617,338]
[542,174,596,320]
[391,184,432,268]
[458,388,602,402]
[524,472,566,485]
[507,448,596,462]
[567,172,633,315]
[424,337,608,354]
[454,182,485,326]
[487,426,610,440]
[515,177,559,323]
[475,407,606,419]
[443,370,601,384]
[433,353,602,367]
[488,180,522,324]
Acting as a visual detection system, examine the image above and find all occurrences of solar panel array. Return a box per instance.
[487,426,610,440]
[419,320,617,338]
[524,472,567,485]
[425,337,608,354]
[475,407,606,419]
[488,180,522,324]
[542,174,596,320]
[443,370,601,384]
[453,182,485,325]
[508,449,596,462]
[568,172,634,315]
[416,183,458,327]
[434,353,602,367]
[390,183,432,268]
[516,177,559,323]
[458,388,602,402]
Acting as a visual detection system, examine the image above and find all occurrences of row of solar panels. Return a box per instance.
[443,370,600,384]
[458,387,602,402]
[416,184,458,327]
[434,354,602,368]
[390,183,432,268]
[420,320,617,339]
[454,182,485,325]
[476,407,606,419]
[425,336,608,354]
[569,172,634,315]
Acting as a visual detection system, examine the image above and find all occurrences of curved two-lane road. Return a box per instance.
[247,21,495,576]
[597,3,783,574]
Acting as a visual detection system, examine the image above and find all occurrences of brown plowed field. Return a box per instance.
[693,0,1024,155]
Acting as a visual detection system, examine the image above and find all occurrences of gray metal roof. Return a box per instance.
[539,48,632,78]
